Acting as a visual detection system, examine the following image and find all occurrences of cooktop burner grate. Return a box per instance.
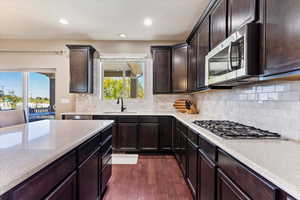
[193,120,281,139]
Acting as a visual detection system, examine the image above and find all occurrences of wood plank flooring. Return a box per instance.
[103,155,193,200]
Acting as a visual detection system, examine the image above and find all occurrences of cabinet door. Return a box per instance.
[159,117,173,150]
[152,47,172,94]
[45,172,76,200]
[139,123,159,151]
[198,151,216,200]
[179,132,187,176]
[173,127,181,162]
[118,123,138,151]
[78,150,99,200]
[264,0,300,75]
[197,17,210,89]
[228,0,256,34]
[188,37,197,92]
[217,169,251,200]
[187,140,198,198]
[210,0,227,49]
[67,45,95,93]
[172,44,188,93]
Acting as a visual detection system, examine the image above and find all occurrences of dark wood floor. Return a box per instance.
[103,155,193,200]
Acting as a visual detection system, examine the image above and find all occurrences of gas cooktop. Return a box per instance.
[193,120,281,139]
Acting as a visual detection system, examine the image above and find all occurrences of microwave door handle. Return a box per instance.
[228,42,233,71]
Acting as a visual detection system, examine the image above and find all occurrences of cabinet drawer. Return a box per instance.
[101,136,112,155]
[101,158,112,195]
[11,151,76,200]
[188,129,198,145]
[45,172,76,200]
[101,126,113,143]
[102,148,112,167]
[118,116,138,123]
[139,116,159,123]
[176,120,187,136]
[199,136,217,162]
[218,149,278,200]
[78,133,100,164]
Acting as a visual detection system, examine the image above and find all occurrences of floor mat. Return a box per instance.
[111,154,138,164]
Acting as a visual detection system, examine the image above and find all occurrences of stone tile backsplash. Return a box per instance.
[192,80,300,140]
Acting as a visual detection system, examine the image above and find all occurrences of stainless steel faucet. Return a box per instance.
[117,97,126,112]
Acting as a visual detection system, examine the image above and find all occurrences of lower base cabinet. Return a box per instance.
[139,123,159,151]
[187,140,198,198]
[117,123,138,151]
[100,158,112,196]
[217,169,250,200]
[198,151,216,200]
[45,172,77,200]
[78,149,100,200]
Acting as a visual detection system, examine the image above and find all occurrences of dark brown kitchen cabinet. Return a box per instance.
[93,115,117,150]
[66,45,96,93]
[78,149,99,200]
[172,44,188,93]
[217,169,251,200]
[188,38,198,92]
[11,151,76,200]
[263,0,300,76]
[179,131,188,176]
[198,150,216,200]
[218,149,278,200]
[139,123,159,151]
[228,0,256,34]
[151,46,172,94]
[197,16,210,89]
[159,117,173,151]
[210,0,227,49]
[173,124,181,162]
[118,123,138,151]
[100,158,112,196]
[45,172,77,200]
[186,139,198,198]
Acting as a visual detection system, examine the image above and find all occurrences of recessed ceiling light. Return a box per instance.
[59,18,69,25]
[119,33,127,38]
[144,18,153,26]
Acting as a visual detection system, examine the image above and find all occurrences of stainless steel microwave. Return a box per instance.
[205,23,260,87]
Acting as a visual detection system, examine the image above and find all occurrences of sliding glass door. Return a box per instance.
[0,72,24,111]
[0,71,55,121]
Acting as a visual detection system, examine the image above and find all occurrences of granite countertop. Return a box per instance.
[63,111,300,199]
[0,120,114,196]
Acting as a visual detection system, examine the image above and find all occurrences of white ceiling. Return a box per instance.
[0,0,210,41]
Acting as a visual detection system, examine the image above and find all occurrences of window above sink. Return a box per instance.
[101,59,145,100]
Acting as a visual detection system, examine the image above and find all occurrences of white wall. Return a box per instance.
[0,39,180,118]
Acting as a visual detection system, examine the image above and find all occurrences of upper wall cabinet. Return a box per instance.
[228,0,256,34]
[172,44,188,93]
[197,17,210,89]
[66,45,96,93]
[151,46,172,94]
[188,37,198,92]
[263,0,300,76]
[210,0,227,49]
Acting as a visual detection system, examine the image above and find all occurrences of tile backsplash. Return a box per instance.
[75,80,300,140]
[192,80,300,140]
[76,94,189,113]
